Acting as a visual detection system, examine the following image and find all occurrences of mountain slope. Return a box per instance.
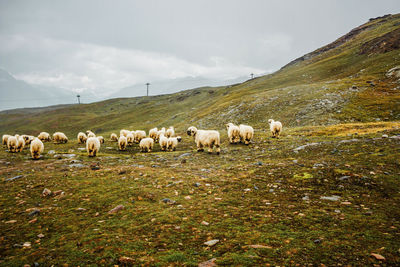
[0,69,77,111]
[0,14,399,136]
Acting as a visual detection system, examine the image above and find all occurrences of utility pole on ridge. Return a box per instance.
[146,83,150,96]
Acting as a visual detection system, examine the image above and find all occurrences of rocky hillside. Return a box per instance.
[0,14,399,136]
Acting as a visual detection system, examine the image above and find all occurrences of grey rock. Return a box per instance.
[161,198,176,204]
[178,153,191,158]
[338,176,350,181]
[5,175,23,181]
[28,209,40,217]
[293,142,320,152]
[194,182,201,187]
[63,154,76,158]
[68,163,85,168]
[204,239,219,246]
[47,150,55,154]
[320,195,341,201]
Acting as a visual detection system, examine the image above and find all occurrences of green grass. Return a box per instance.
[1,127,399,266]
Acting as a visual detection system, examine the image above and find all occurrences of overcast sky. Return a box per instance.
[0,0,399,97]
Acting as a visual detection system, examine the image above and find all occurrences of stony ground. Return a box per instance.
[1,125,400,266]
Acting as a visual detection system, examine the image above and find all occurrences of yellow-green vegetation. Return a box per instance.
[1,14,400,266]
[0,128,399,266]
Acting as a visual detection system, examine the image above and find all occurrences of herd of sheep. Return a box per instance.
[1,119,282,160]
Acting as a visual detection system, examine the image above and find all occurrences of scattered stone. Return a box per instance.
[90,164,100,170]
[201,221,209,226]
[256,161,263,166]
[198,258,217,267]
[161,198,176,204]
[29,218,37,224]
[42,188,52,197]
[341,201,352,205]
[382,134,388,138]
[244,188,251,192]
[194,182,201,187]
[313,239,321,244]
[178,153,191,158]
[5,175,23,182]
[151,164,160,168]
[118,169,126,175]
[106,147,113,150]
[254,185,259,190]
[119,256,135,264]
[5,220,17,224]
[204,239,219,247]
[76,208,87,212]
[184,196,191,200]
[37,234,44,238]
[23,242,31,248]
[338,138,359,144]
[53,190,64,196]
[77,147,85,151]
[293,143,320,152]
[371,253,385,260]
[28,209,40,217]
[108,205,124,214]
[47,150,55,154]
[338,176,350,181]
[293,160,298,164]
[68,163,85,168]
[181,159,187,164]
[320,195,341,201]
[302,195,310,201]
[63,154,76,158]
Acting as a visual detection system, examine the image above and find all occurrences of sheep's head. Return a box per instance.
[177,136,182,142]
[268,119,274,124]
[187,126,197,136]
[226,123,235,130]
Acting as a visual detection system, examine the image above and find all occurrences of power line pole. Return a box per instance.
[146,83,150,96]
[250,73,254,79]
[77,94,81,104]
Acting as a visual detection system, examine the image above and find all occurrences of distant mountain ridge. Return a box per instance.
[0,69,75,111]
[0,14,399,135]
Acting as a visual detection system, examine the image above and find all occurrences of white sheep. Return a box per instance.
[134,130,146,143]
[149,127,158,141]
[187,126,220,154]
[53,132,68,144]
[86,137,101,157]
[2,134,11,146]
[118,136,128,151]
[226,123,240,144]
[110,133,118,142]
[38,132,51,142]
[22,135,34,145]
[139,137,154,152]
[156,127,166,141]
[126,132,134,146]
[159,133,168,151]
[268,119,283,138]
[239,124,254,145]
[87,132,96,138]
[7,136,18,152]
[167,136,182,151]
[30,138,44,160]
[97,136,104,144]
[16,136,25,152]
[120,129,129,137]
[77,132,87,144]
[165,126,175,138]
